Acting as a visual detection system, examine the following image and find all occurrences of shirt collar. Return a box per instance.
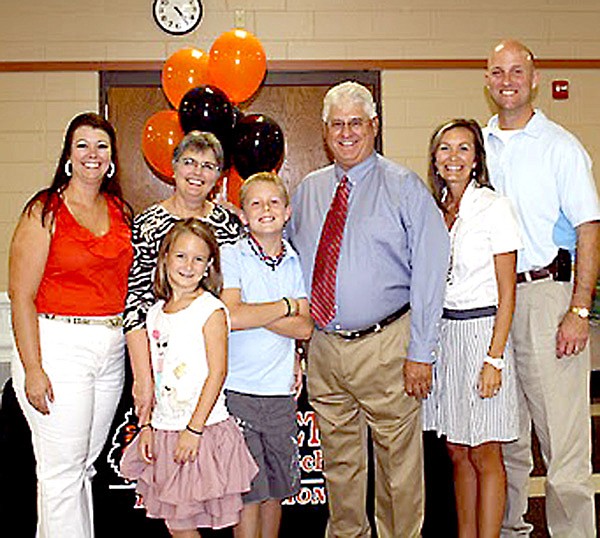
[457,180,494,219]
[488,108,546,140]
[334,152,378,186]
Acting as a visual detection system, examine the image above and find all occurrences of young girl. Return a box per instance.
[120,218,258,538]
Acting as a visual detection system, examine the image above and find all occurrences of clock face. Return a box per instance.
[153,0,203,36]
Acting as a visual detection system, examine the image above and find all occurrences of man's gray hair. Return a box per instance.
[322,81,377,122]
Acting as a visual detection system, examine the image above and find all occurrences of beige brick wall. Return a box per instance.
[382,68,600,182]
[1,0,600,288]
[0,72,98,289]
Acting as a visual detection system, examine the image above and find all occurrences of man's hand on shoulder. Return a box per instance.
[556,310,590,358]
[403,359,432,400]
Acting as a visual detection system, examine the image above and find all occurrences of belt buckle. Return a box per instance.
[337,329,355,339]
[373,322,382,333]
[524,271,532,283]
[108,317,122,328]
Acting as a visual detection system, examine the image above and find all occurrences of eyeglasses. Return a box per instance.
[326,117,372,133]
[180,157,221,174]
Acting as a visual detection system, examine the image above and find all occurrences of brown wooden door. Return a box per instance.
[103,71,380,214]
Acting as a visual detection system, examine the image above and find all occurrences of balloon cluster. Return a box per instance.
[141,28,285,205]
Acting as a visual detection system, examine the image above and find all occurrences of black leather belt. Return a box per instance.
[324,303,410,341]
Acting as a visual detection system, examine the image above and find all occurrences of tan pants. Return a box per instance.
[307,314,424,538]
[501,280,596,537]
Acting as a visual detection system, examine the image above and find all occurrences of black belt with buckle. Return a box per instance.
[325,303,410,341]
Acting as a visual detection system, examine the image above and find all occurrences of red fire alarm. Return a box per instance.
[552,80,569,100]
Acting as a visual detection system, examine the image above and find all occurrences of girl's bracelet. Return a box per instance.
[186,424,203,436]
[138,423,152,431]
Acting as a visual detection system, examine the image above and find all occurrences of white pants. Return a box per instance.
[501,280,595,537]
[12,317,125,538]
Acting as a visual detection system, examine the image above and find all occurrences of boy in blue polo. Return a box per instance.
[220,172,314,538]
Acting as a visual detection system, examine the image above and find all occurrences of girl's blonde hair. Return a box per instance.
[154,218,223,300]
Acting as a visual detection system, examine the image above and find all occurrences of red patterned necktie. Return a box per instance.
[310,176,350,328]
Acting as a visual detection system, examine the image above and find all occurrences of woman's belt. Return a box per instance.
[442,306,497,320]
[39,313,123,328]
[324,303,410,341]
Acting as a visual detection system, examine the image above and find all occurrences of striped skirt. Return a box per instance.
[422,313,518,446]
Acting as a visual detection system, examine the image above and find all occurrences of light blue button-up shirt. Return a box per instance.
[484,110,600,274]
[288,152,449,363]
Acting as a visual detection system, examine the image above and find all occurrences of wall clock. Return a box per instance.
[153,0,203,36]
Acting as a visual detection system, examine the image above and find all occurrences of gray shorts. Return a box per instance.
[225,390,301,503]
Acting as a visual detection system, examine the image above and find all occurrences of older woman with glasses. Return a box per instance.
[124,131,243,421]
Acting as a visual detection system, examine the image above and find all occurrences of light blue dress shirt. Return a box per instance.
[484,110,600,273]
[288,152,449,363]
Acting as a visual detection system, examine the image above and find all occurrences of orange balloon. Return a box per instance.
[141,110,184,182]
[162,48,210,108]
[208,29,267,104]
[226,166,244,207]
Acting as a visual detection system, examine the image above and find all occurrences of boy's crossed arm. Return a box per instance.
[220,288,313,341]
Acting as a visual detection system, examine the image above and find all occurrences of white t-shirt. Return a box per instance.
[147,292,230,431]
[444,182,522,310]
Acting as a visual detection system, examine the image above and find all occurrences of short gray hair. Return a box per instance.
[322,81,377,123]
[172,131,224,170]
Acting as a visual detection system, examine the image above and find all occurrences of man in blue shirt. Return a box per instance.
[484,40,600,537]
[288,81,449,538]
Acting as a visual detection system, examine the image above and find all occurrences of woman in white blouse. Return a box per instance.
[423,119,521,538]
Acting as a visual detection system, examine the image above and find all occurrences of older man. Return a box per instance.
[288,81,448,538]
[483,40,600,537]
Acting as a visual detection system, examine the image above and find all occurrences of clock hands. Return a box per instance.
[153,0,202,35]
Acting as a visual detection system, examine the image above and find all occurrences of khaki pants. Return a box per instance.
[307,314,423,538]
[501,280,595,537]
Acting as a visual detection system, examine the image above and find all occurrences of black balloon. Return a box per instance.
[178,85,235,150]
[232,105,245,129]
[233,114,285,179]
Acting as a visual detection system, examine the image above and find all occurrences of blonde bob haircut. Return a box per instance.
[154,218,223,300]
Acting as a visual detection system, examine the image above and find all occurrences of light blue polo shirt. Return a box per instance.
[484,110,600,273]
[221,237,307,395]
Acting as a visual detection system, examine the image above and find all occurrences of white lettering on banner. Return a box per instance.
[284,410,327,505]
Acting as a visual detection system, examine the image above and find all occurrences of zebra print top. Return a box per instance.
[123,203,243,333]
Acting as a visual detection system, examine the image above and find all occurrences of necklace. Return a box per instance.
[247,233,286,271]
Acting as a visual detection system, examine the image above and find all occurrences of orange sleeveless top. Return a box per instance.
[35,197,133,316]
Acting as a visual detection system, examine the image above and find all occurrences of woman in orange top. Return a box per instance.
[8,112,133,538]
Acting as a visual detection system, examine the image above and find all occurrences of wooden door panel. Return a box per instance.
[108,87,172,215]
[242,85,331,194]
[106,72,379,214]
